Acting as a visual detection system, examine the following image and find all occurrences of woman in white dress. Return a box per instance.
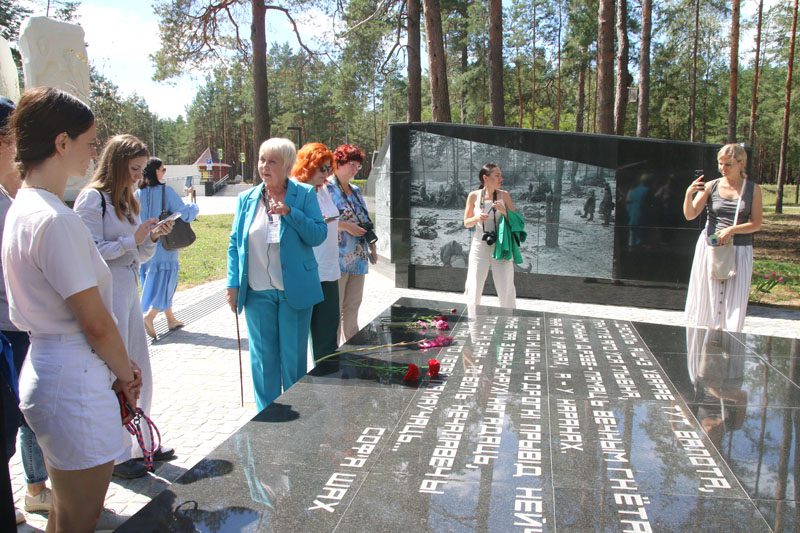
[74,134,175,480]
[683,143,763,332]
[463,163,516,313]
[4,88,142,532]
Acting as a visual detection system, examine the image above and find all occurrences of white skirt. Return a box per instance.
[19,333,124,471]
[684,234,753,333]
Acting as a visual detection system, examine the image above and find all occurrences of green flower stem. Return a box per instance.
[313,340,423,365]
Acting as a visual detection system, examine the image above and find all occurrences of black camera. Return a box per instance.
[482,231,497,246]
[359,222,378,244]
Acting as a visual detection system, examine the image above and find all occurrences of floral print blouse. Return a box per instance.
[326,176,372,275]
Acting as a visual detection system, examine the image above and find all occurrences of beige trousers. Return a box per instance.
[338,273,366,344]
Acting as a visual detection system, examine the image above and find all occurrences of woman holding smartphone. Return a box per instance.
[137,158,200,337]
[4,87,142,532]
[683,144,763,332]
[74,135,175,479]
[291,142,340,361]
[463,163,516,313]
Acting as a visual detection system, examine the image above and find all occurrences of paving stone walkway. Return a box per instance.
[12,268,799,531]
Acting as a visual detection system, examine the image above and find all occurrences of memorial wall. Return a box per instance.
[121,299,797,532]
[372,124,730,309]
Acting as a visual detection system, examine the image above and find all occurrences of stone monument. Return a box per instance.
[120,298,796,531]
[0,37,20,102]
[18,17,93,200]
[18,17,90,103]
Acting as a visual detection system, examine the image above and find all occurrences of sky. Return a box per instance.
[17,0,780,121]
[24,0,331,119]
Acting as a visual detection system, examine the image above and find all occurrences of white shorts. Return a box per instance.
[19,333,124,471]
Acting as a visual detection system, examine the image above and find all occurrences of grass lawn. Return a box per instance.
[177,214,233,290]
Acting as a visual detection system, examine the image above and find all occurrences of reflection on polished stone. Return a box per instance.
[122,299,797,532]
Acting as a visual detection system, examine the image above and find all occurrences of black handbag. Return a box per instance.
[159,184,196,250]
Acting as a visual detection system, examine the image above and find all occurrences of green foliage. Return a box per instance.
[0,0,32,41]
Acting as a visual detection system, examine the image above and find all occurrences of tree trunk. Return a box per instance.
[728,0,740,143]
[407,0,422,122]
[555,1,563,130]
[596,0,614,134]
[531,3,537,129]
[576,56,587,133]
[636,0,651,137]
[516,55,523,128]
[251,0,269,157]
[460,34,468,123]
[423,0,452,122]
[776,0,798,214]
[488,0,504,126]
[689,0,699,141]
[614,0,630,136]
[748,0,764,147]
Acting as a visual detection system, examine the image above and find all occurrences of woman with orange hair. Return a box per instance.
[291,143,339,360]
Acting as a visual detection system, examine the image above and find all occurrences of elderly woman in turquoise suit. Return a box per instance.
[226,138,326,410]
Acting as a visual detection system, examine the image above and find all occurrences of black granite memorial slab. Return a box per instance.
[122,298,797,532]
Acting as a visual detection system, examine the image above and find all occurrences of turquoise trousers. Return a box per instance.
[244,288,311,411]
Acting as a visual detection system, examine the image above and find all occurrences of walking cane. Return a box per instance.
[234,312,244,407]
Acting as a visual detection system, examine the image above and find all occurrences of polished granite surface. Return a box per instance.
[121,299,798,532]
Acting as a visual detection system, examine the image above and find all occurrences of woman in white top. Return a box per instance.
[74,134,175,480]
[463,163,517,313]
[291,142,340,361]
[2,87,141,532]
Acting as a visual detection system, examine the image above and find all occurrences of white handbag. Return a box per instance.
[707,183,743,281]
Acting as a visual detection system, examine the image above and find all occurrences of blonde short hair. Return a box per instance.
[259,138,297,177]
[717,143,748,178]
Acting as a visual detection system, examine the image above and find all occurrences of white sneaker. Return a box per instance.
[95,508,131,531]
[24,486,52,512]
[15,508,25,525]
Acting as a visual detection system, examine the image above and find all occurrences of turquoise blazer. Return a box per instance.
[227,180,326,312]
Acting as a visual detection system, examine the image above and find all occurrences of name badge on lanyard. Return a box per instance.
[267,214,281,243]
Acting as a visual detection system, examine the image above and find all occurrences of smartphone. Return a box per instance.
[693,169,704,180]
[156,212,182,228]
[324,215,339,223]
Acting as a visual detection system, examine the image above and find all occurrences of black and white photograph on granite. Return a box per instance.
[120,300,795,532]
[407,131,617,278]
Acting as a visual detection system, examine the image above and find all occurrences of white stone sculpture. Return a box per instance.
[0,36,20,102]
[18,17,90,104]
[18,17,92,199]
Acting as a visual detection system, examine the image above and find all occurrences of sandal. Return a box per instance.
[143,316,157,339]
[168,320,185,331]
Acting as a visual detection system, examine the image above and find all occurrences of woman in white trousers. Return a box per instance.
[75,135,175,480]
[463,163,516,313]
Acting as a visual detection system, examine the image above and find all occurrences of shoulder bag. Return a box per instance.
[159,184,196,250]
[707,181,743,281]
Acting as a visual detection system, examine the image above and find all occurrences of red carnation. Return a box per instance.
[404,364,420,382]
[427,359,440,378]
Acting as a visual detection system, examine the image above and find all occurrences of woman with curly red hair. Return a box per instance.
[326,144,375,344]
[291,143,339,360]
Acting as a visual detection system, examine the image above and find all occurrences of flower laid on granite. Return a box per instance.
[313,340,452,385]
[418,335,454,350]
[427,359,440,378]
[403,364,420,382]
[382,311,453,332]
[751,271,787,302]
